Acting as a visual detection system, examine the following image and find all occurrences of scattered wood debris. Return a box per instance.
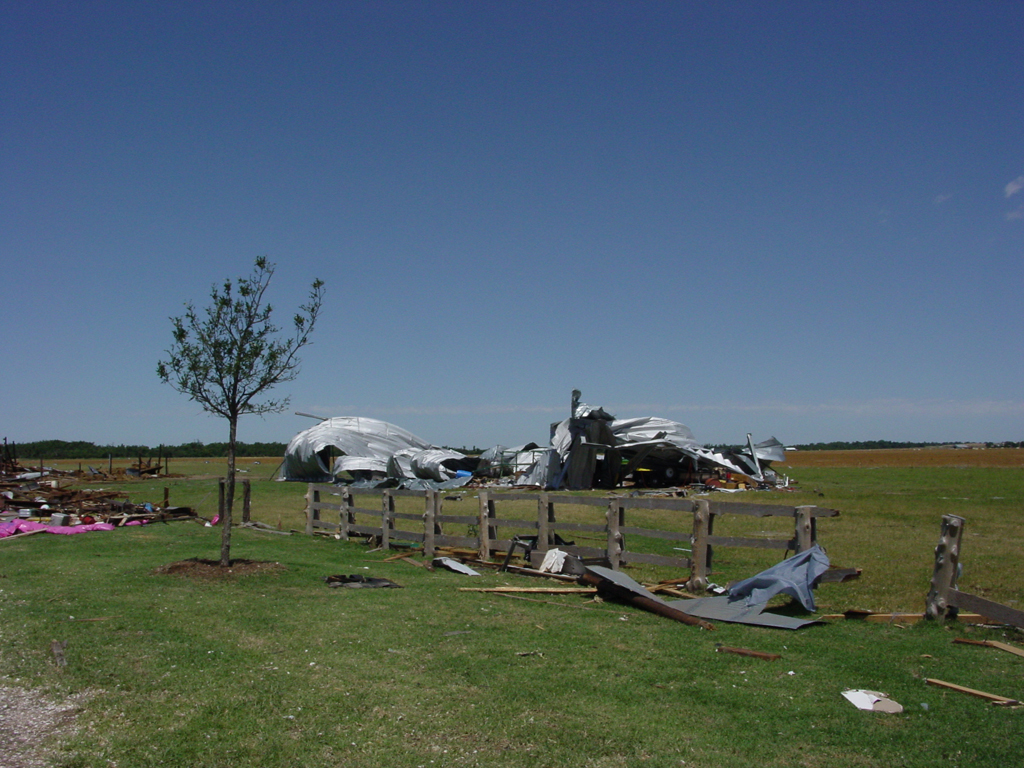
[925,678,1021,706]
[952,637,1024,658]
[715,644,781,661]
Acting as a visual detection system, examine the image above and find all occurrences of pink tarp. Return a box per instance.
[0,520,117,538]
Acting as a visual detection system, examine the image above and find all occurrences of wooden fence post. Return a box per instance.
[926,514,966,621]
[688,499,711,592]
[163,487,169,508]
[304,484,320,535]
[478,491,496,561]
[338,489,353,540]
[381,490,394,550]
[424,491,438,558]
[794,506,814,553]
[537,493,551,558]
[606,499,624,570]
[242,480,251,523]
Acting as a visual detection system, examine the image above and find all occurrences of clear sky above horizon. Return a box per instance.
[3,1,1022,451]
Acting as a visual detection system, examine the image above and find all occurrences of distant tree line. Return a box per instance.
[705,440,1022,452]
[7,438,1021,463]
[7,439,288,460]
[793,440,1023,450]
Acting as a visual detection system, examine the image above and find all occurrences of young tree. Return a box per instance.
[158,257,324,566]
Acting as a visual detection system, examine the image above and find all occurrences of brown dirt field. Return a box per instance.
[776,446,1024,469]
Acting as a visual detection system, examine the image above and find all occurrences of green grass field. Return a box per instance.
[2,452,1021,767]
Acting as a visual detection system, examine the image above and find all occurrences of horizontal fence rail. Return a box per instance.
[305,484,838,586]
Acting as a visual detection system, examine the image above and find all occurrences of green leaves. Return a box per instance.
[157,259,325,421]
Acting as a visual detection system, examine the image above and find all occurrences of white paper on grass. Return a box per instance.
[842,689,903,713]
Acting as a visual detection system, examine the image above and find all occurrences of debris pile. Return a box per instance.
[280,389,790,492]
[1,473,193,536]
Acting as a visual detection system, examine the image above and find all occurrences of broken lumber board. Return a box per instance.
[820,611,992,624]
[458,593,598,598]
[399,557,430,569]
[383,549,423,562]
[952,638,1024,659]
[502,565,579,582]
[949,589,1024,630]
[494,594,595,610]
[715,645,780,661]
[647,586,693,599]
[577,569,715,630]
[0,528,49,542]
[925,678,1020,705]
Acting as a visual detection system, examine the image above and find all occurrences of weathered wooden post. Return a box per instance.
[423,491,438,557]
[163,487,170,508]
[926,514,966,621]
[606,499,624,570]
[304,484,320,535]
[536,493,552,558]
[478,491,496,561]
[688,499,711,592]
[241,480,251,523]
[794,506,814,553]
[338,489,353,540]
[380,490,395,550]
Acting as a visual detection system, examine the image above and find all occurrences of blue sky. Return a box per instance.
[3,1,1022,450]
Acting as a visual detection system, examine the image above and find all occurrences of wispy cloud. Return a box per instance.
[934,193,952,205]
[1005,175,1024,198]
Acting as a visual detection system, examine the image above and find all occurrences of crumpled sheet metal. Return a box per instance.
[282,417,476,484]
[668,595,820,630]
[550,412,780,483]
[728,544,830,611]
[282,417,434,481]
[665,545,831,630]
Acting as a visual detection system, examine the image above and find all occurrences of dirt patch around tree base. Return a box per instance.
[153,558,287,579]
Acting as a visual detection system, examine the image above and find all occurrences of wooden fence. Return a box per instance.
[305,484,838,586]
[926,514,1024,629]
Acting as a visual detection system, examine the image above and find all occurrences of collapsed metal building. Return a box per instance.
[280,392,785,491]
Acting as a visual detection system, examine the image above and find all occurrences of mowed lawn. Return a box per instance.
[2,448,1021,767]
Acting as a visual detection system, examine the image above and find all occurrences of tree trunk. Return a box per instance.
[221,417,237,567]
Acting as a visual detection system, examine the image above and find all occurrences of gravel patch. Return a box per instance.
[0,681,92,768]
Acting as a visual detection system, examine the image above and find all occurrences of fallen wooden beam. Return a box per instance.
[925,678,1020,705]
[577,569,714,630]
[0,528,49,542]
[383,548,424,562]
[458,593,598,598]
[949,589,1024,630]
[715,644,780,661]
[494,594,595,611]
[820,611,992,624]
[952,637,1024,659]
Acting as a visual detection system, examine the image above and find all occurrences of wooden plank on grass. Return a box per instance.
[948,589,1024,629]
[0,528,49,542]
[925,678,1019,704]
[952,638,1024,658]
[715,645,780,661]
[458,593,598,598]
